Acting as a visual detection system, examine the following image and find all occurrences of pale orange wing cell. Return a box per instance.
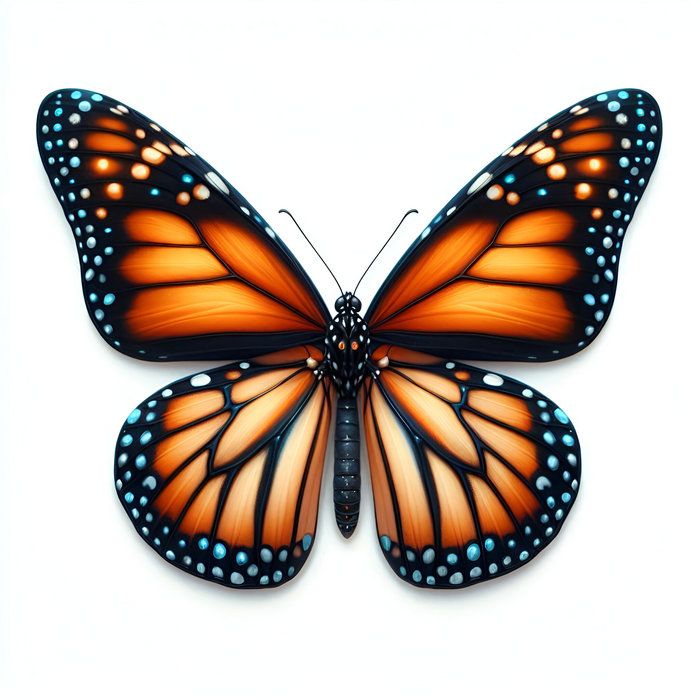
[366,89,661,362]
[37,89,329,363]
[361,348,581,588]
[113,347,333,589]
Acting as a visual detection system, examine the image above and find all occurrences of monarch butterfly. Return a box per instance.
[37,88,661,589]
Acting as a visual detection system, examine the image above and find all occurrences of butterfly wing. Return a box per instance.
[361,346,580,588]
[115,346,333,588]
[37,89,329,361]
[366,89,661,361]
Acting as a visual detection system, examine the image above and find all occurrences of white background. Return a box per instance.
[1,0,698,697]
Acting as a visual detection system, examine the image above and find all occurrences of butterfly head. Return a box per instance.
[326,293,369,397]
[334,292,362,313]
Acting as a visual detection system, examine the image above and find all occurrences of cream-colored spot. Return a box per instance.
[116,105,129,114]
[537,122,548,132]
[153,140,172,155]
[80,188,90,199]
[149,122,161,131]
[141,147,165,165]
[377,356,390,368]
[135,128,146,139]
[506,192,520,206]
[510,143,527,157]
[171,143,189,157]
[131,163,150,180]
[106,182,123,200]
[575,183,592,200]
[547,163,567,180]
[608,188,618,199]
[68,138,79,149]
[621,138,631,149]
[176,192,191,205]
[525,140,545,155]
[306,357,319,369]
[552,128,563,139]
[193,184,210,200]
[532,146,556,165]
[486,184,504,200]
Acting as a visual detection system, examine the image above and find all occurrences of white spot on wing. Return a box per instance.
[467,171,492,195]
[205,171,229,194]
[190,373,211,387]
[483,373,504,387]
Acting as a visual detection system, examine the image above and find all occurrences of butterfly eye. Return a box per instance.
[351,341,359,350]
[338,341,346,350]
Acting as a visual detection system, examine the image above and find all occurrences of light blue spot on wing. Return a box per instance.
[466,543,480,561]
[554,408,570,424]
[236,551,248,565]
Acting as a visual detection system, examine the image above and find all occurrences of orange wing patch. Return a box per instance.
[469,246,579,285]
[83,132,136,153]
[496,210,575,245]
[124,210,201,245]
[199,220,327,326]
[125,281,319,341]
[365,383,434,549]
[120,247,228,284]
[370,219,497,325]
[374,280,574,341]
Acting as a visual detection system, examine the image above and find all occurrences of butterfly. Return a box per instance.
[37,88,661,589]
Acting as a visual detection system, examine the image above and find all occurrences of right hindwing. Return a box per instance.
[361,346,581,588]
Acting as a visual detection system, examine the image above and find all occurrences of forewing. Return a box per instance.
[114,346,333,588]
[366,89,661,361]
[361,346,580,588]
[37,89,329,361]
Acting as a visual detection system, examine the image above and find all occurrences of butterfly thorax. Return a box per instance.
[325,292,369,398]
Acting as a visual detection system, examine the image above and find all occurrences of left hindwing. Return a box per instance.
[361,346,580,589]
[37,89,329,361]
[366,89,661,362]
[114,346,333,589]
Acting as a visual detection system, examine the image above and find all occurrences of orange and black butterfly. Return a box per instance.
[37,88,661,588]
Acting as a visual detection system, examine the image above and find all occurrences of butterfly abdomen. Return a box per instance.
[334,397,361,538]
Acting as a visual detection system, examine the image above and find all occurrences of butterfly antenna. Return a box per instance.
[353,209,418,295]
[279,209,344,295]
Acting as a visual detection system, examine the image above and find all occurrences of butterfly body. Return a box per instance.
[37,87,661,589]
[325,292,368,536]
